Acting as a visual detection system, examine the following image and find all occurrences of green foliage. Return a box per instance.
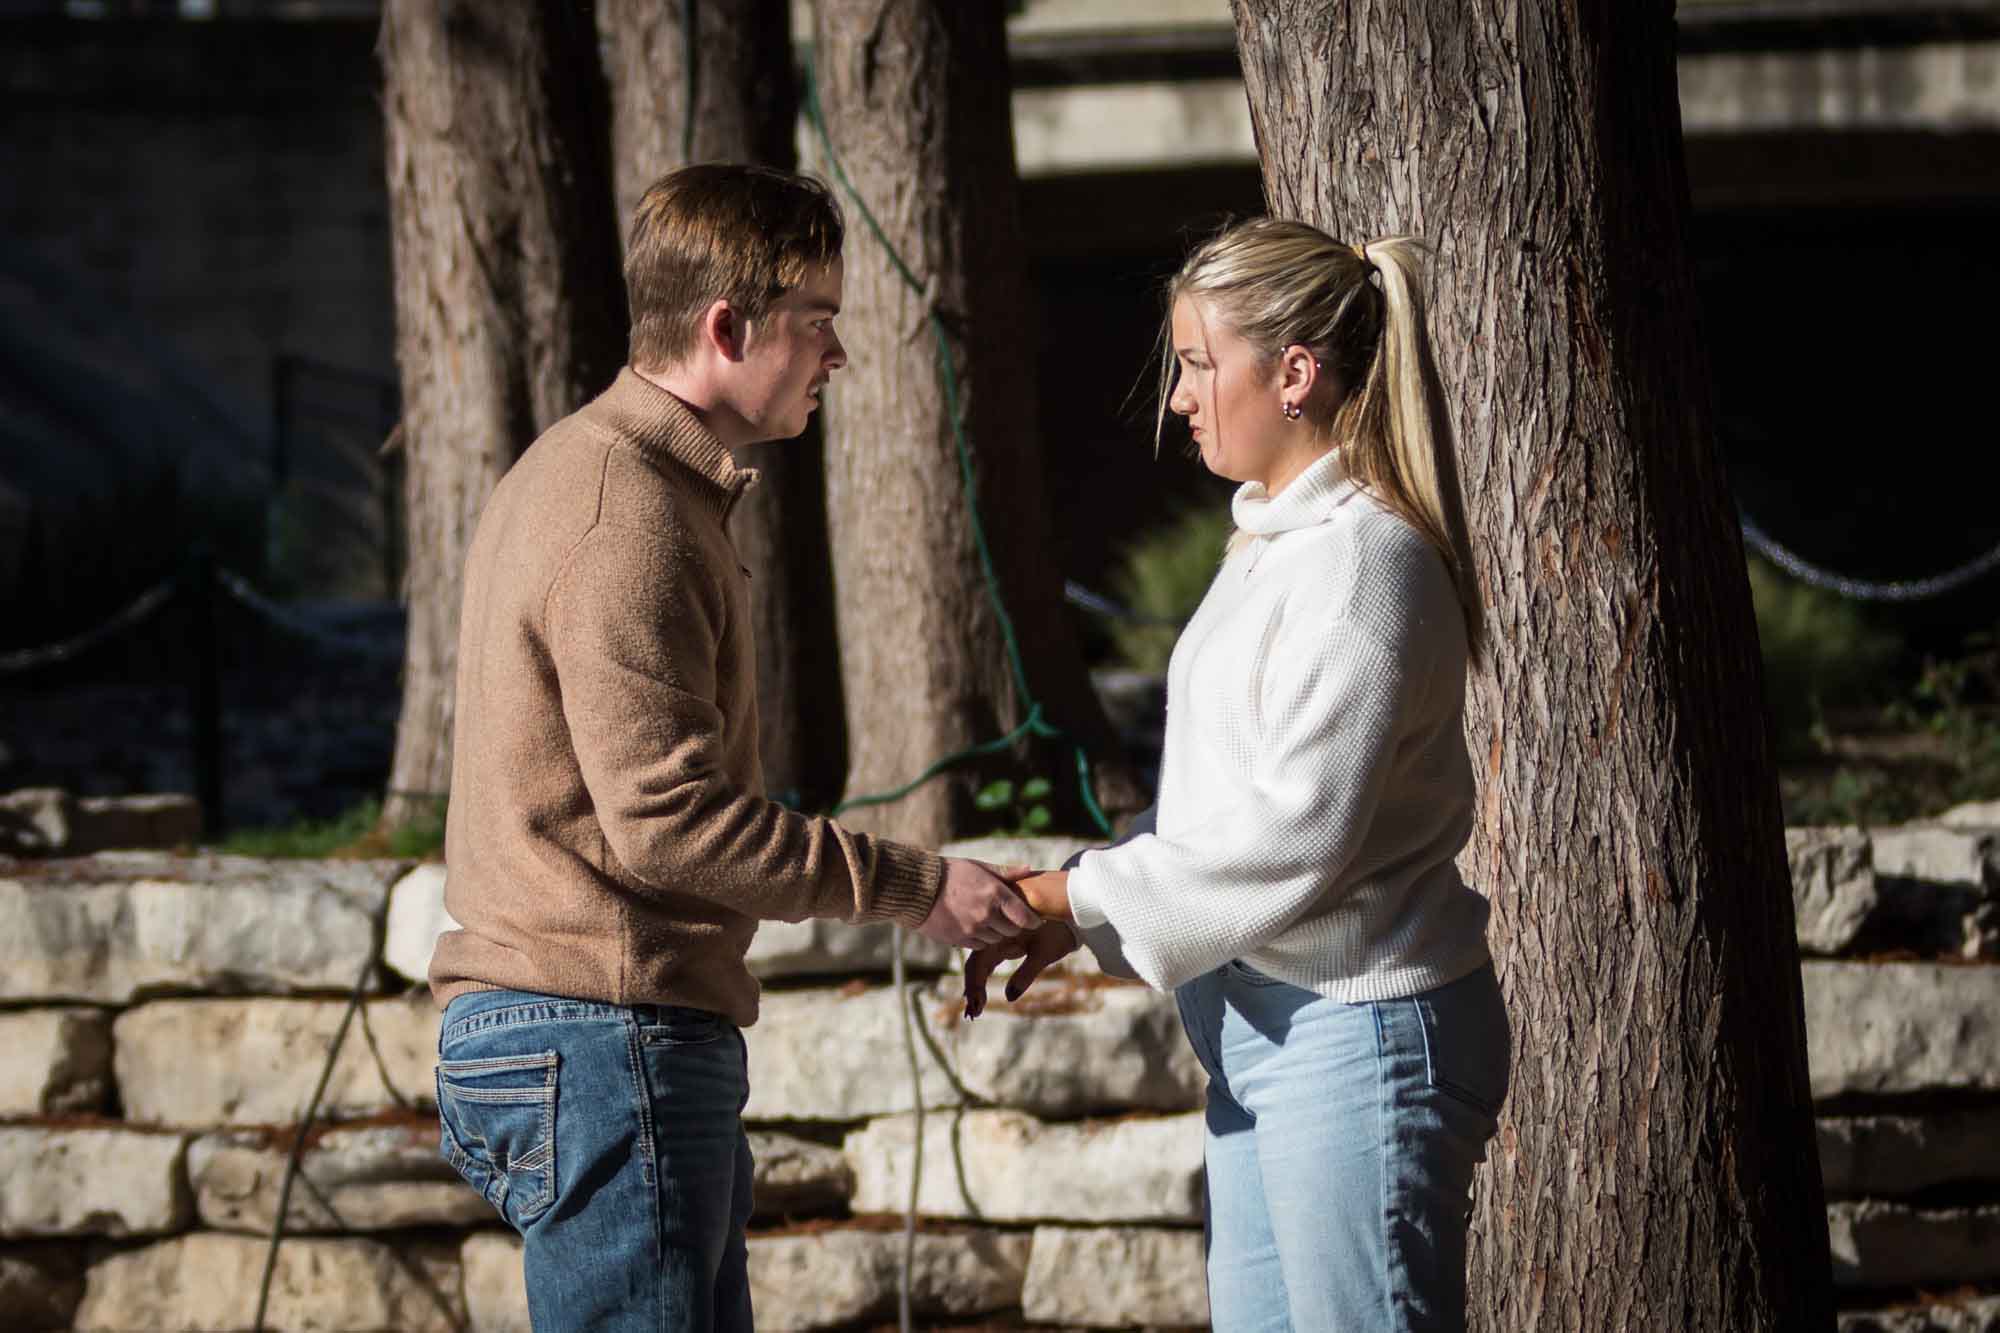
[1105,506,1233,674]
[264,469,400,601]
[1882,634,2000,806]
[377,797,450,861]
[214,797,446,861]
[1779,764,1912,828]
[1748,556,1902,759]
[1778,631,2000,826]
[973,776,1055,836]
[215,800,383,859]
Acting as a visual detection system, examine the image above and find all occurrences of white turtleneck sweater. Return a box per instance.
[1068,449,1491,1001]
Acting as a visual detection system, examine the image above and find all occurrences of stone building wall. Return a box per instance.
[0,18,396,455]
[2,822,1999,1331]
[13,12,1997,628]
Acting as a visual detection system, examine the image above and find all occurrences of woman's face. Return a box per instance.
[1168,295,1292,491]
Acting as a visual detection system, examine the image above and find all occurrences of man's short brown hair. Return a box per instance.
[624,164,845,371]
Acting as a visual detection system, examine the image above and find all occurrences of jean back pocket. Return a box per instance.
[436,1050,559,1228]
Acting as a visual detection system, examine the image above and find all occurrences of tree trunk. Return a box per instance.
[1230,2,1833,1327]
[379,0,628,829]
[806,0,1143,845]
[597,0,794,228]
[598,0,845,810]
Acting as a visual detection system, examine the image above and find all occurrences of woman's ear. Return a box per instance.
[1279,343,1320,398]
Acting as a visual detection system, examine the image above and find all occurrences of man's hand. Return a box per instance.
[916,858,1042,949]
[963,920,1080,1019]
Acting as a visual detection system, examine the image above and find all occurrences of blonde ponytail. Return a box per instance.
[1347,237,1484,662]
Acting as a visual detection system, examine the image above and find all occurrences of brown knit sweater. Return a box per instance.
[430,368,943,1026]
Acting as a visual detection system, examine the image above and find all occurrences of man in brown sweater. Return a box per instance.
[429,165,1040,1333]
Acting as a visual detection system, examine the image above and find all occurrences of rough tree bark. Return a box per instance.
[598,0,794,227]
[598,0,845,809]
[807,0,1142,845]
[379,0,628,828]
[1229,2,1833,1328]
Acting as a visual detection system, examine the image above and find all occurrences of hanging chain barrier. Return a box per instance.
[0,565,404,676]
[0,578,178,674]
[2,559,405,839]
[1739,510,2000,603]
[5,513,1988,693]
[1065,518,2000,622]
[210,567,405,662]
[1062,579,1183,627]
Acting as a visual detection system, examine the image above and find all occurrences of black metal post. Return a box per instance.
[184,546,224,838]
[271,353,293,491]
[267,354,293,582]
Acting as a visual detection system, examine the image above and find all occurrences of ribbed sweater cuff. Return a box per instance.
[1067,854,1111,930]
[867,842,944,928]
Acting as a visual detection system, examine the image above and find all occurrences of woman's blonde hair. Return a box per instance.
[1154,217,1483,659]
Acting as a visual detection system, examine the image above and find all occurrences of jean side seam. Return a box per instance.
[1374,999,1406,1332]
[623,1012,656,1187]
[619,1007,670,1333]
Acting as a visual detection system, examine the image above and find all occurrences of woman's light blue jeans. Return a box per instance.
[435,989,754,1332]
[1176,960,1509,1331]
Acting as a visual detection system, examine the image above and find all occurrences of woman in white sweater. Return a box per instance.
[967,219,1509,1331]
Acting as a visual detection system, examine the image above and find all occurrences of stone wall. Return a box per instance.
[1,19,395,461]
[3,824,1999,1332]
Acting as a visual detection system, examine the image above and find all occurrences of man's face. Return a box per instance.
[732,257,846,444]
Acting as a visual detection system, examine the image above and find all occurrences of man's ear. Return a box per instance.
[700,298,746,362]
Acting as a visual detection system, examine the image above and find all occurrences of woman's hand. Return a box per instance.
[963,919,1080,1019]
[1013,870,1072,922]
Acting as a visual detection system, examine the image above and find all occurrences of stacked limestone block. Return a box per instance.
[5,820,2000,1330]
[0,852,460,1333]
[1790,808,2000,1332]
[0,837,1212,1331]
[0,789,202,858]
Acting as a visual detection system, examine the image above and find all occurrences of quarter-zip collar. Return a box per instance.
[590,367,760,519]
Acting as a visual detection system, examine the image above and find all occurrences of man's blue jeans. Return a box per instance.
[1177,960,1510,1331]
[436,989,754,1332]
